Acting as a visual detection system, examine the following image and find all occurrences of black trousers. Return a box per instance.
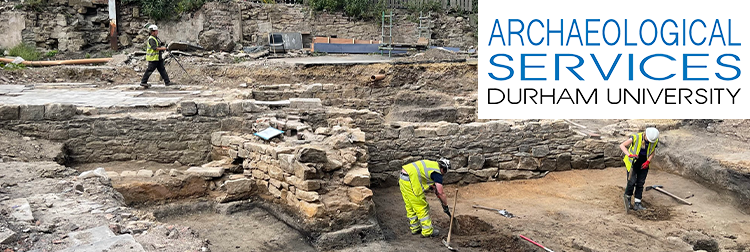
[141,60,170,85]
[625,159,649,199]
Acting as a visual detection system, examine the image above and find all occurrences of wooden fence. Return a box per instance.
[377,0,475,12]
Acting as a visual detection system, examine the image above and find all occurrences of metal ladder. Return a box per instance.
[417,11,431,45]
[381,10,393,57]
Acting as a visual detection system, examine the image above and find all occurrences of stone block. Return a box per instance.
[268,165,285,181]
[19,105,44,120]
[286,191,299,208]
[0,105,20,120]
[344,168,370,187]
[414,128,437,138]
[242,100,260,113]
[3,198,34,222]
[251,169,267,180]
[120,171,137,177]
[517,156,539,170]
[295,190,320,202]
[470,168,498,179]
[539,158,556,171]
[269,179,282,189]
[289,98,322,109]
[298,147,327,163]
[186,167,225,178]
[399,126,415,139]
[350,129,366,143]
[44,104,76,120]
[136,169,153,178]
[286,176,321,191]
[229,101,244,116]
[210,131,228,146]
[436,123,459,136]
[220,178,254,202]
[298,201,324,218]
[197,102,230,117]
[0,228,16,244]
[293,162,317,180]
[467,154,485,170]
[571,155,587,169]
[180,101,197,116]
[278,154,295,173]
[532,145,550,157]
[556,153,572,171]
[348,186,373,204]
[268,185,282,198]
[497,170,541,180]
[105,171,119,179]
[69,0,94,7]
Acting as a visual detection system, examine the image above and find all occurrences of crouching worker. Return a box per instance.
[399,158,451,238]
[620,127,659,211]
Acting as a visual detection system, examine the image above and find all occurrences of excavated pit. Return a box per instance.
[2,61,750,251]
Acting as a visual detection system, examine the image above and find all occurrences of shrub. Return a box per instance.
[308,0,384,20]
[45,50,59,58]
[123,0,210,20]
[8,43,41,61]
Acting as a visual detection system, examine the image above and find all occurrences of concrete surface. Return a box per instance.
[0,85,182,108]
[3,198,34,222]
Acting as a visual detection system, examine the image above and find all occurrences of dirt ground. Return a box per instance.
[162,208,314,252]
[373,168,750,252]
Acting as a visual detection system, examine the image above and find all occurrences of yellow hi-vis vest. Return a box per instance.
[402,160,442,196]
[146,35,159,62]
[623,132,658,172]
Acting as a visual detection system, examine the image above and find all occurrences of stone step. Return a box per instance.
[186,166,225,178]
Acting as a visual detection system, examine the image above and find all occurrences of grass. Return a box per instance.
[8,43,41,61]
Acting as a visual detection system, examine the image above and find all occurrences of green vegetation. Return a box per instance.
[122,0,210,20]
[8,43,41,61]
[307,0,385,20]
[85,53,92,59]
[1,63,26,71]
[45,50,59,58]
[404,0,442,14]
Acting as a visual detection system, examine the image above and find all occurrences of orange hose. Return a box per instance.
[0,57,113,66]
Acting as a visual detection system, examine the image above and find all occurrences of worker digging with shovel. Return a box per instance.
[620,127,659,211]
[399,158,453,238]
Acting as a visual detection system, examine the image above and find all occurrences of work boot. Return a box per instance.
[422,229,439,238]
[411,229,421,235]
[623,195,632,211]
[140,83,151,89]
[633,202,646,211]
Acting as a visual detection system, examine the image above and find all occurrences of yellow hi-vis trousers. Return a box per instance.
[399,176,433,237]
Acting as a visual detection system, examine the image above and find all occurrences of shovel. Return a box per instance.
[472,205,515,218]
[442,188,459,251]
[645,185,693,205]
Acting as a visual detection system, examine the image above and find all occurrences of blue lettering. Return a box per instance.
[640,54,676,80]
[489,54,514,81]
[683,54,709,81]
[521,54,546,81]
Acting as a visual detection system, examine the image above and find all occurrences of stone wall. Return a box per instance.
[324,110,623,186]
[0,1,476,53]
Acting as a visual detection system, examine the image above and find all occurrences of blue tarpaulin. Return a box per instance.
[254,127,284,140]
[314,43,407,54]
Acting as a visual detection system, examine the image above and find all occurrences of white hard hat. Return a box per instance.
[438,157,451,171]
[148,25,158,31]
[645,127,659,142]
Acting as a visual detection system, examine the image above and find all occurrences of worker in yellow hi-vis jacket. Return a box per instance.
[399,158,451,238]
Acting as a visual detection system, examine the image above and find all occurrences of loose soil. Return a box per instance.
[162,208,315,252]
[373,168,750,252]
